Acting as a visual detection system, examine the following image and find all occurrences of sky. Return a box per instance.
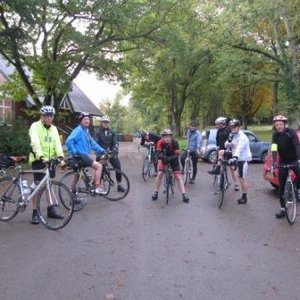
[74,71,125,107]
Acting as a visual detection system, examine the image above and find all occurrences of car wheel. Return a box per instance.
[261,151,268,163]
[207,150,217,164]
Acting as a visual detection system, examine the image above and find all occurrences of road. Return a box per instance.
[0,140,300,300]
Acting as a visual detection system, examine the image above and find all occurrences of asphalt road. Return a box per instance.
[0,140,300,300]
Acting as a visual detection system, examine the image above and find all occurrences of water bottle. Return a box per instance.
[22,180,30,195]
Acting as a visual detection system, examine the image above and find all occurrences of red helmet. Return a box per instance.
[273,115,288,123]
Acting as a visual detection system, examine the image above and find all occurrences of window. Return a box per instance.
[0,98,12,124]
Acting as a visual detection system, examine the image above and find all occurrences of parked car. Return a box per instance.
[263,131,300,188]
[199,128,270,163]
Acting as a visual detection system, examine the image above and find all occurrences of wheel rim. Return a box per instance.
[208,151,217,164]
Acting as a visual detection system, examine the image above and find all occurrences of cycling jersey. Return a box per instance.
[29,120,64,164]
[65,125,106,157]
[156,139,180,157]
[226,130,252,161]
[216,127,231,150]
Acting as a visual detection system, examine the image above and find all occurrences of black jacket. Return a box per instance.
[272,128,300,162]
[96,128,119,151]
[216,127,231,150]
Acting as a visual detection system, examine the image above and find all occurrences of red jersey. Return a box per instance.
[156,139,180,157]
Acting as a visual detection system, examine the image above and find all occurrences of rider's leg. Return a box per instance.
[237,161,248,204]
[191,152,198,180]
[275,166,288,218]
[229,166,239,190]
[207,149,223,175]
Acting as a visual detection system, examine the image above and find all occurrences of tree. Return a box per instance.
[0,0,177,114]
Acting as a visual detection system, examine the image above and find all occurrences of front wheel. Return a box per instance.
[142,157,151,182]
[102,168,130,201]
[183,158,193,185]
[0,177,20,221]
[60,171,89,212]
[37,180,74,230]
[217,172,225,209]
[284,182,297,225]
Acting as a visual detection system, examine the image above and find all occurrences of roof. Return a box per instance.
[65,83,102,116]
[0,55,102,115]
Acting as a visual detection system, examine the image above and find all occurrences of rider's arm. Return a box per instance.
[271,132,278,164]
[29,123,44,160]
[53,126,64,158]
[196,131,201,151]
[65,128,79,156]
[91,136,106,155]
[112,131,119,151]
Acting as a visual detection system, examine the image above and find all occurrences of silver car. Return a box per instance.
[199,128,270,163]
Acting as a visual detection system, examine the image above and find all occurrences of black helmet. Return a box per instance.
[79,112,91,121]
[229,119,240,127]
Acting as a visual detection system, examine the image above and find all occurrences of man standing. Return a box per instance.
[65,112,107,194]
[271,115,300,218]
[95,115,125,192]
[29,106,65,224]
[225,119,252,204]
[180,121,201,184]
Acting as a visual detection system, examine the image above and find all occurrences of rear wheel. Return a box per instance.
[37,180,74,230]
[284,182,296,225]
[208,150,217,164]
[0,177,20,221]
[60,171,89,212]
[102,168,130,201]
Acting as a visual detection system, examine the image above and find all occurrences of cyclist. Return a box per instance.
[208,117,239,191]
[151,129,189,203]
[65,112,107,195]
[140,130,161,175]
[225,119,252,204]
[271,115,300,218]
[95,115,125,192]
[29,105,65,225]
[180,121,201,184]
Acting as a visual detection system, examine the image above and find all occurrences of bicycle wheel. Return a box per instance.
[37,180,74,230]
[142,157,151,182]
[60,171,89,212]
[183,159,190,185]
[284,182,296,225]
[0,176,20,221]
[102,168,130,201]
[217,172,225,209]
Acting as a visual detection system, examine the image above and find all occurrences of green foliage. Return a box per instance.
[0,117,31,156]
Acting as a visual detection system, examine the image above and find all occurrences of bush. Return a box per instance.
[0,117,30,156]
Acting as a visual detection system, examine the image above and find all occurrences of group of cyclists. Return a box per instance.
[141,114,300,219]
[28,106,124,225]
[11,103,300,225]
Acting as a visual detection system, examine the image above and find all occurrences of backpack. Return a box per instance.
[0,154,15,168]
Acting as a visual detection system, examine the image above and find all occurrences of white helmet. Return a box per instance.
[40,105,55,115]
[215,117,227,125]
[100,115,111,122]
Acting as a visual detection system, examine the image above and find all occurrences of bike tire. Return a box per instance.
[37,180,74,230]
[183,159,190,185]
[218,172,225,209]
[102,168,130,201]
[142,158,151,182]
[60,171,89,212]
[284,182,297,225]
[0,176,20,221]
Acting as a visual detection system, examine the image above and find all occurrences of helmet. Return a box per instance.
[40,105,55,115]
[161,128,173,136]
[273,115,288,123]
[78,112,91,121]
[215,117,227,125]
[100,115,111,122]
[229,119,240,127]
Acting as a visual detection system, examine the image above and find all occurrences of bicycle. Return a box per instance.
[274,163,298,225]
[61,152,130,211]
[164,163,175,204]
[182,150,193,185]
[142,142,157,182]
[0,158,74,230]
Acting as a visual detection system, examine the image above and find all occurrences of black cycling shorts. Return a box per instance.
[32,160,55,182]
[237,161,248,179]
[81,155,94,168]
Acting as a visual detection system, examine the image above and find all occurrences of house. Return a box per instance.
[0,56,103,136]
